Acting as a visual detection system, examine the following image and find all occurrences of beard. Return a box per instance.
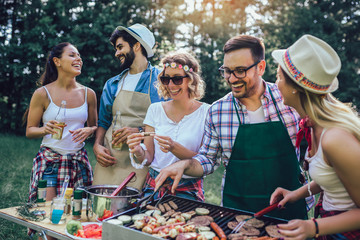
[229,79,258,99]
[118,48,135,73]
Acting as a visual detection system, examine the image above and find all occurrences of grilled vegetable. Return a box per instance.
[132,213,146,221]
[117,215,132,224]
[107,219,123,225]
[199,231,216,239]
[195,208,210,215]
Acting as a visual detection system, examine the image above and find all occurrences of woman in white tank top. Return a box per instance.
[269,35,360,239]
[25,43,98,210]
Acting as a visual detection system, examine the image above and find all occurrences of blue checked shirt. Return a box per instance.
[98,62,162,130]
[194,81,315,209]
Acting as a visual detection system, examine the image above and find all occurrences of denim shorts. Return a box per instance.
[42,162,88,187]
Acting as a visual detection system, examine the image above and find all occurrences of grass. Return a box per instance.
[0,133,223,239]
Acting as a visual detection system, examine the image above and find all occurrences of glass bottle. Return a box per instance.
[36,180,47,207]
[72,189,83,220]
[52,100,67,140]
[50,196,65,224]
[112,110,123,150]
[64,188,73,215]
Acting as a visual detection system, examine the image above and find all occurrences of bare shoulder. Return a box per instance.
[322,128,357,147]
[322,128,360,164]
[32,86,48,101]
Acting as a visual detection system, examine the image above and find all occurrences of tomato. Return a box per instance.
[98,209,113,221]
[75,229,86,238]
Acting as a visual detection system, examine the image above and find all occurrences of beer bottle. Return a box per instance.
[52,100,66,140]
[112,111,123,150]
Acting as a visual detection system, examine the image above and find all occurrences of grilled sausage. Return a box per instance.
[158,203,166,213]
[146,205,157,210]
[168,200,178,210]
[163,202,172,212]
[210,222,226,239]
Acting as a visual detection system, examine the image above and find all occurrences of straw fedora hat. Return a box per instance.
[272,34,341,94]
[117,23,155,58]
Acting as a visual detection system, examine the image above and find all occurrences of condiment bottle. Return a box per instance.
[37,180,47,206]
[72,189,83,220]
[52,100,67,140]
[112,110,123,150]
[64,188,73,215]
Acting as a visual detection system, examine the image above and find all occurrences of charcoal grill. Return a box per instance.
[102,195,288,240]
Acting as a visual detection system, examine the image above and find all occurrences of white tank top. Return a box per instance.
[41,86,88,155]
[306,129,356,211]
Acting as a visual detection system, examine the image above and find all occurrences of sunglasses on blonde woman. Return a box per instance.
[160,75,188,85]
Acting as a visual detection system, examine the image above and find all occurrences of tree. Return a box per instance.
[257,0,360,109]
[0,0,183,134]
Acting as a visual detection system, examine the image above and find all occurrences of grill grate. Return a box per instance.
[107,195,288,238]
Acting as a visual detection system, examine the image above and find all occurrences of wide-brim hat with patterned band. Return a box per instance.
[272,34,341,94]
[117,23,155,58]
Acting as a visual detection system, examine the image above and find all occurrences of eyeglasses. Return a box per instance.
[219,60,261,79]
[160,75,188,85]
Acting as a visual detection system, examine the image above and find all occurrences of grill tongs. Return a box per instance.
[135,181,170,214]
[231,202,279,233]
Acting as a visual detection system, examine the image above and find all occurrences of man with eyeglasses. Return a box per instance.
[155,35,309,220]
[92,24,163,190]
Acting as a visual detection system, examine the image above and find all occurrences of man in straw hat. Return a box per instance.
[155,35,310,220]
[93,24,163,190]
[270,35,360,239]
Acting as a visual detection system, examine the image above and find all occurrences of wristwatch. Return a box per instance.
[138,126,144,133]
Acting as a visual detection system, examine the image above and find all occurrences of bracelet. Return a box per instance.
[312,218,319,238]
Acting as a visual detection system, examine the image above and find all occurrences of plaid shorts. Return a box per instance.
[42,162,89,187]
[315,193,360,240]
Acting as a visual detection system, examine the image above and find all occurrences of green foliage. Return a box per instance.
[258,0,360,108]
[1,0,359,134]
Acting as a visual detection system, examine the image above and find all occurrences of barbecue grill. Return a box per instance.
[102,195,288,240]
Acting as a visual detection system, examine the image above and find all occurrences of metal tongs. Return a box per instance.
[231,202,279,233]
[135,180,171,213]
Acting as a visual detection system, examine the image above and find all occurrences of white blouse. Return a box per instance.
[144,102,210,178]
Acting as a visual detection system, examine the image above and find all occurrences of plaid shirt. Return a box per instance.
[29,147,93,203]
[194,81,300,174]
[194,81,315,209]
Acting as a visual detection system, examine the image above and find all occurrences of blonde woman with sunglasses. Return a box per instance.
[127,52,209,201]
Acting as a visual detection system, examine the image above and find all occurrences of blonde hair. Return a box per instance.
[280,68,360,140]
[156,52,205,100]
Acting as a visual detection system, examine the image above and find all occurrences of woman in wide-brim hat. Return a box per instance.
[269,34,360,239]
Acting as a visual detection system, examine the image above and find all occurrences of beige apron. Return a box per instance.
[93,70,152,190]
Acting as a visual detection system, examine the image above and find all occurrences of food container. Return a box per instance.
[78,185,141,219]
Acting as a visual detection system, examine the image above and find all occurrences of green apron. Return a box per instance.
[223,87,307,220]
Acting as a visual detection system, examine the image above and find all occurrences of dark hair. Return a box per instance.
[109,29,147,58]
[24,42,72,125]
[223,35,265,62]
[38,42,72,86]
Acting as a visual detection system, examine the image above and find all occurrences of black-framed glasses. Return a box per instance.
[160,75,188,85]
[219,60,261,79]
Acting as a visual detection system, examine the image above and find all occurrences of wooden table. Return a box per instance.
[0,201,96,239]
